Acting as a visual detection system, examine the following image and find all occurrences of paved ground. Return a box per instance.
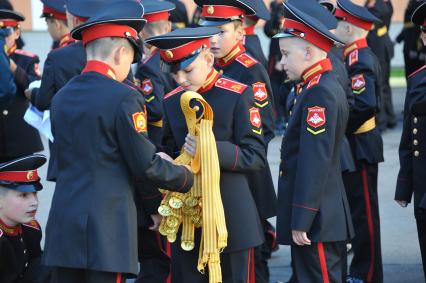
[22,32,425,282]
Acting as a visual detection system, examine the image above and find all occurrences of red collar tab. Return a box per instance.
[82,60,117,80]
[81,23,138,46]
[216,42,245,67]
[58,33,74,48]
[0,169,40,183]
[283,19,334,52]
[0,219,21,236]
[198,69,220,94]
[160,38,210,63]
[42,5,67,21]
[7,44,17,56]
[335,8,374,31]
[301,58,332,84]
[144,11,170,23]
[244,25,255,36]
[201,5,245,20]
[343,38,368,58]
[0,19,19,28]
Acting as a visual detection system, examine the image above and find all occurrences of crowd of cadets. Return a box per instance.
[0,0,425,283]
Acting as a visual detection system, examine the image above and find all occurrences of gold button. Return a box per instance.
[414,140,419,146]
[2,110,8,116]
[289,111,292,116]
[285,122,288,128]
[294,98,297,104]
[207,5,215,15]
[414,117,418,124]
[413,128,418,135]
[414,150,420,157]
[279,170,283,177]
[219,70,223,74]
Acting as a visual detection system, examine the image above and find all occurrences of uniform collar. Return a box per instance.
[343,38,368,58]
[7,44,17,56]
[0,218,22,236]
[58,33,75,49]
[198,68,220,94]
[301,58,332,84]
[244,25,255,36]
[82,60,117,80]
[216,42,246,68]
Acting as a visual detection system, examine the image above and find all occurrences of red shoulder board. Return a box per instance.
[164,86,184,100]
[348,50,358,66]
[14,49,37,58]
[215,78,247,94]
[22,220,40,230]
[236,53,257,68]
[307,74,322,89]
[141,79,154,95]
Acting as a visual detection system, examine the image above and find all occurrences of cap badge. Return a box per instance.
[165,50,174,59]
[27,171,34,181]
[207,6,215,15]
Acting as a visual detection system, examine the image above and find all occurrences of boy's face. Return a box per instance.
[172,50,214,92]
[5,27,20,49]
[0,189,38,226]
[209,21,244,59]
[279,37,308,81]
[45,18,62,41]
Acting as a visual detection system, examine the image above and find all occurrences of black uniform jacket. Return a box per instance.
[0,220,50,283]
[43,62,193,276]
[135,48,177,148]
[0,49,43,160]
[162,70,266,251]
[243,31,268,69]
[215,43,277,220]
[396,65,426,209]
[343,39,384,164]
[276,59,354,245]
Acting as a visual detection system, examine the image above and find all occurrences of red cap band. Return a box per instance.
[0,20,19,28]
[43,5,67,21]
[144,11,170,23]
[0,170,40,183]
[201,5,245,19]
[283,19,334,52]
[160,38,210,62]
[335,8,374,30]
[81,23,138,46]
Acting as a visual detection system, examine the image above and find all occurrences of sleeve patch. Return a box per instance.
[22,220,40,230]
[307,74,322,89]
[306,106,326,129]
[352,74,366,91]
[349,50,359,66]
[215,78,247,94]
[141,79,154,95]
[249,107,262,134]
[236,53,257,68]
[132,111,147,133]
[252,82,268,102]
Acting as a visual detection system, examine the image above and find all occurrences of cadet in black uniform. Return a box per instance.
[146,26,266,283]
[0,27,15,107]
[43,2,193,282]
[242,0,270,69]
[0,10,43,163]
[134,2,178,282]
[40,0,74,50]
[365,0,396,131]
[0,154,50,283]
[274,2,354,282]
[196,2,277,281]
[136,0,177,149]
[396,1,426,280]
[396,0,426,80]
[334,0,384,282]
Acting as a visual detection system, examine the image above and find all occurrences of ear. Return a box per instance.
[114,45,126,65]
[235,24,244,41]
[164,21,172,34]
[205,50,215,66]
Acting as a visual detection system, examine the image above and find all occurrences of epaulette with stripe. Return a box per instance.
[307,74,322,89]
[235,53,257,68]
[14,49,38,58]
[215,78,247,94]
[348,50,359,66]
[22,220,40,230]
[164,86,185,100]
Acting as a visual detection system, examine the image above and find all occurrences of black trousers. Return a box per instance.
[291,241,346,283]
[415,207,426,281]
[171,243,254,283]
[136,228,170,283]
[50,267,124,283]
[343,161,383,283]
